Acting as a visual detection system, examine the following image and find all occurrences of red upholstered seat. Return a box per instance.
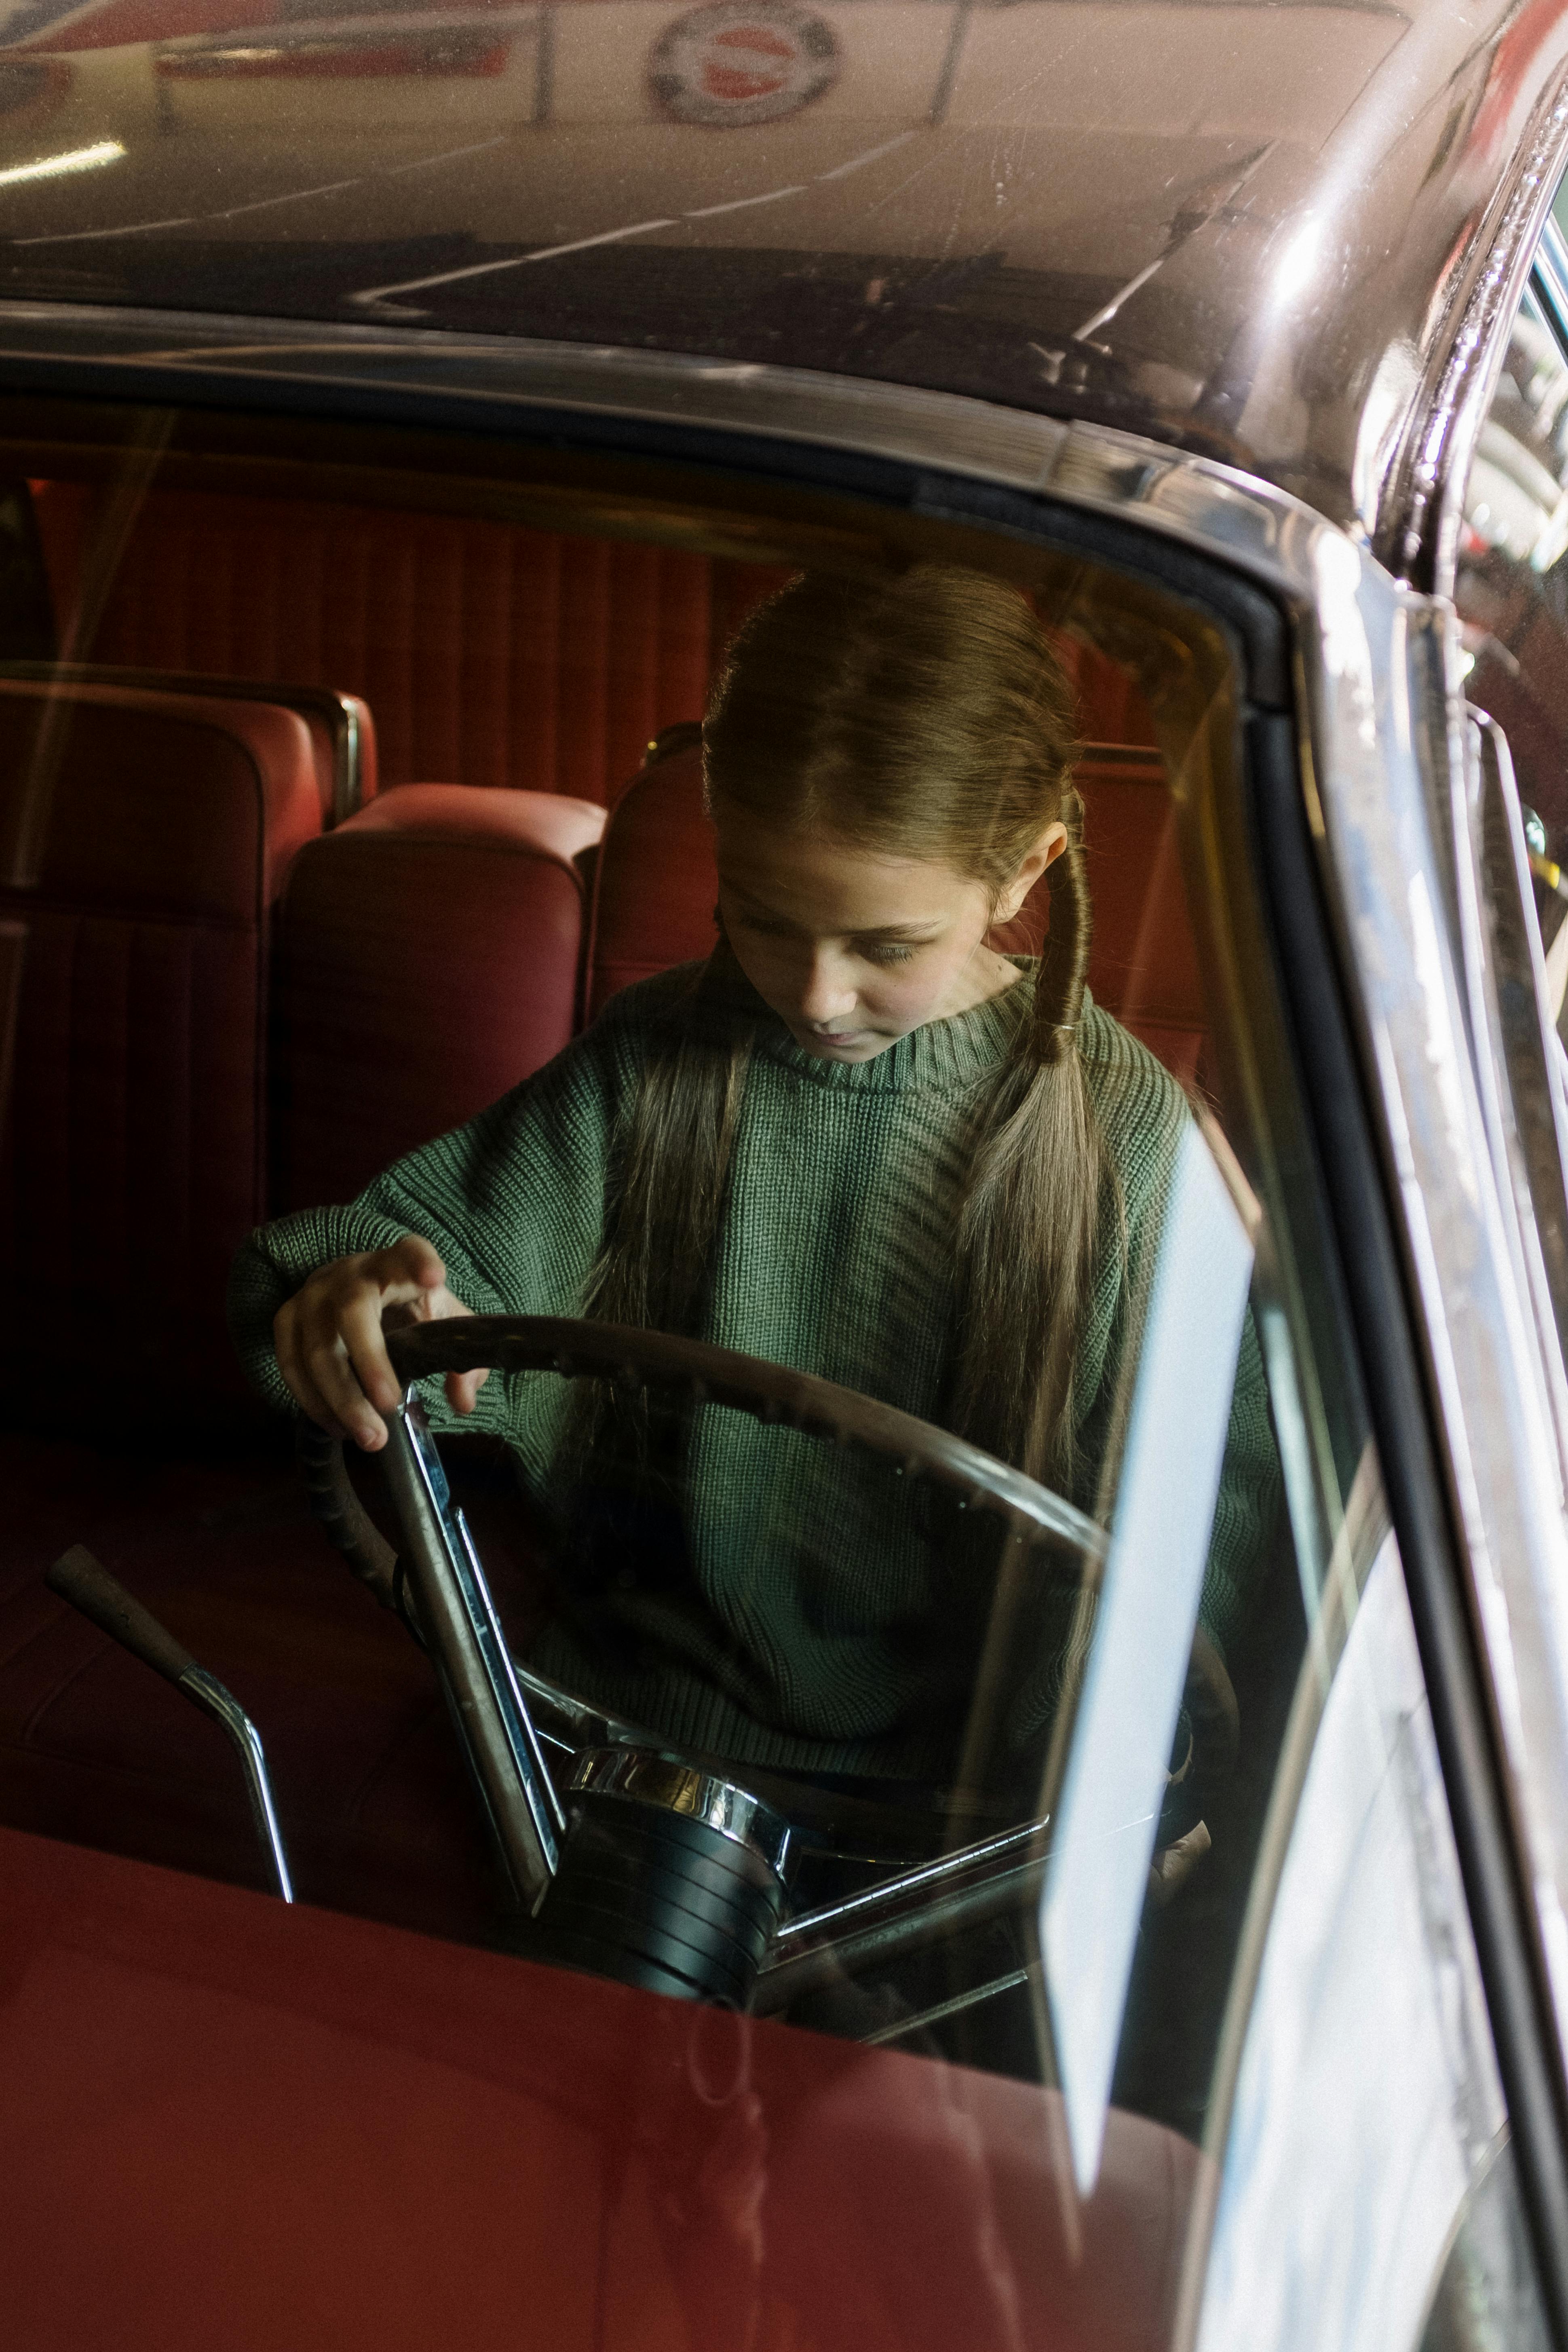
[0,680,321,1425]
[0,658,376,830]
[584,742,1205,1081]
[275,783,606,1212]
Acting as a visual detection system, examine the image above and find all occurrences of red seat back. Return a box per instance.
[991,747,1205,1086]
[30,485,1159,805]
[0,680,321,1421]
[585,743,1204,1081]
[0,658,376,828]
[584,745,718,1022]
[33,482,714,808]
[276,784,605,1211]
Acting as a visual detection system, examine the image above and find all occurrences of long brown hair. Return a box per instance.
[581,565,1107,1485]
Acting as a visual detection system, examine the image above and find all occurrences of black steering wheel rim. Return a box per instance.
[297,1313,1237,1786]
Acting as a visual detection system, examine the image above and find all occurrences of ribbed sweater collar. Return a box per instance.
[743,966,1039,1094]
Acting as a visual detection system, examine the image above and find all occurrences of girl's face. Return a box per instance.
[715,806,1066,1062]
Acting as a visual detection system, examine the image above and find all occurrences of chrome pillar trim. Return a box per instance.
[1399,67,1568,591]
[382,1394,562,1909]
[1302,527,1568,2063]
[570,1747,792,1881]
[178,1666,293,1904]
[1470,715,1568,1343]
[1452,709,1568,1502]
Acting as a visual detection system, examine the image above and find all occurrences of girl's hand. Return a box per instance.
[274,1234,490,1450]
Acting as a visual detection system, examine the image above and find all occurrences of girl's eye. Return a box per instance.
[863,942,916,967]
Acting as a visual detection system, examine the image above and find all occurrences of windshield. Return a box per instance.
[0,402,1393,2340]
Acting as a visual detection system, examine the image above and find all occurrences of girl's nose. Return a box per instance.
[798,951,856,1025]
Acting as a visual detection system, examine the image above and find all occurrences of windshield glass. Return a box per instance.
[0,403,1391,2338]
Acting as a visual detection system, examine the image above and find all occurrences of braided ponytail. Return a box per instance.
[950,802,1106,1484]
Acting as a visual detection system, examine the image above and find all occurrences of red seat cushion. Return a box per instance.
[276,784,606,1211]
[585,743,1204,1081]
[0,680,321,1424]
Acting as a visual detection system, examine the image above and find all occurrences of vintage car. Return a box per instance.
[5,1,1568,2347]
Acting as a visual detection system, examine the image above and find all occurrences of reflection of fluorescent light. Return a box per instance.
[0,140,125,192]
[1039,1121,1254,2196]
[1273,215,1320,306]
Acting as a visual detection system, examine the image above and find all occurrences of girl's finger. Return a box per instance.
[445,1366,491,1415]
[274,1305,345,1434]
[335,1284,407,1417]
[384,1233,447,1292]
[275,1314,352,1439]
[301,1328,388,1451]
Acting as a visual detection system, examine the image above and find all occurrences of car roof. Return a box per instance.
[0,0,1557,544]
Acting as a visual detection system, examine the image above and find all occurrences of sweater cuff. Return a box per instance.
[225,1204,415,1413]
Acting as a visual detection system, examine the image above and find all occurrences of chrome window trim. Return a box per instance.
[0,298,1327,595]
[1402,68,1568,597]
[1534,213,1568,348]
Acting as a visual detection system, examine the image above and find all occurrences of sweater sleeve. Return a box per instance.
[226,1013,633,1422]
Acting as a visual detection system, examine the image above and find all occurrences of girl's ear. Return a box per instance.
[992,821,1068,925]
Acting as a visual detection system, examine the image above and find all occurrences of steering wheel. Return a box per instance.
[298,1312,1239,1791]
[298,1314,1239,2020]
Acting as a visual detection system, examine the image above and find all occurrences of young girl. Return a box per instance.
[230,566,1277,1788]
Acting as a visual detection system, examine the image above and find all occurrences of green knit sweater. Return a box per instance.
[230,967,1278,1781]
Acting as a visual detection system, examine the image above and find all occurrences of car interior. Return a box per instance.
[0,401,1308,2135]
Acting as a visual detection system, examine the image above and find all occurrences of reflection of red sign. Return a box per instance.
[157,30,511,79]
[648,0,838,128]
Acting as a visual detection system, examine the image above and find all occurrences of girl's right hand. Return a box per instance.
[273,1233,489,1450]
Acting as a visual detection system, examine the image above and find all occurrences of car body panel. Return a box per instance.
[0,0,1565,553]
